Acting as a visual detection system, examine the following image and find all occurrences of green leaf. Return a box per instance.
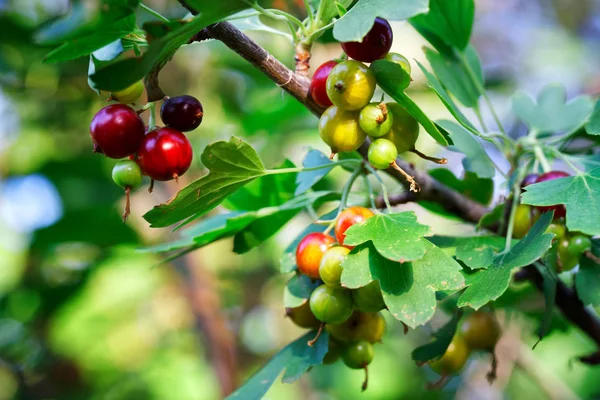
[575,251,600,306]
[409,0,474,52]
[143,137,266,228]
[227,10,293,41]
[411,311,461,363]
[428,235,510,270]
[585,99,600,135]
[44,14,136,63]
[429,169,493,206]
[310,0,353,23]
[457,212,555,310]
[436,120,495,179]
[424,46,482,108]
[284,274,321,308]
[370,59,411,93]
[332,0,428,42]
[521,169,600,236]
[223,160,296,211]
[90,2,248,91]
[416,60,479,135]
[511,84,594,133]
[87,39,128,94]
[343,212,431,262]
[341,242,465,328]
[373,64,449,146]
[295,150,334,196]
[226,331,328,400]
[35,0,139,45]
[477,204,504,230]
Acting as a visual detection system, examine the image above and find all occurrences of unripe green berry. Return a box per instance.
[343,340,374,369]
[309,285,353,324]
[111,80,145,104]
[359,103,394,138]
[112,160,143,189]
[319,246,350,287]
[368,138,398,169]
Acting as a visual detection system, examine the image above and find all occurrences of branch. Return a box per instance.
[177,8,600,364]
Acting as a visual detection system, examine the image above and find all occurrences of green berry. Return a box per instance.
[352,281,386,312]
[384,52,411,76]
[567,234,592,258]
[112,160,143,189]
[368,138,398,169]
[359,103,394,138]
[309,285,353,324]
[326,61,376,111]
[319,246,350,287]
[111,80,144,104]
[342,340,374,369]
[382,103,419,153]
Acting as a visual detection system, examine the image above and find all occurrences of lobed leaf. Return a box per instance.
[295,150,334,196]
[428,169,494,206]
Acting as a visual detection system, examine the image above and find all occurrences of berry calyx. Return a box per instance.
[384,52,411,75]
[327,311,385,344]
[460,311,501,352]
[110,80,145,104]
[137,127,193,181]
[309,284,353,324]
[341,17,393,63]
[90,104,145,159]
[334,206,375,246]
[534,171,570,219]
[295,232,335,279]
[160,95,204,132]
[285,301,321,329]
[352,281,385,313]
[512,204,533,239]
[318,106,367,156]
[368,138,398,169]
[429,334,470,376]
[112,160,143,223]
[326,61,376,111]
[359,103,393,138]
[309,60,339,108]
[319,246,350,287]
[382,103,419,154]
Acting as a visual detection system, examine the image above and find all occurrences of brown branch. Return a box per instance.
[176,6,600,366]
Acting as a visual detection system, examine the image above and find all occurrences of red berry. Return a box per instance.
[521,173,538,190]
[160,95,203,132]
[90,104,145,159]
[535,171,570,218]
[341,18,393,63]
[310,60,339,108]
[295,232,335,279]
[335,206,375,247]
[137,127,193,181]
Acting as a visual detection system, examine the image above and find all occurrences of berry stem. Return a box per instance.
[486,351,498,384]
[148,102,157,130]
[148,179,155,193]
[585,250,600,265]
[122,186,131,223]
[307,322,325,347]
[365,164,393,212]
[390,162,420,193]
[410,148,448,164]
[361,365,369,392]
[339,167,363,212]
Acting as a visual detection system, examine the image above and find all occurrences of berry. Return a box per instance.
[534,171,570,219]
[567,234,591,259]
[319,106,367,154]
[310,60,339,108]
[546,223,566,242]
[323,337,343,364]
[326,60,376,111]
[557,239,578,272]
[512,204,533,239]
[381,103,419,153]
[319,246,350,287]
[334,206,375,246]
[429,334,470,376]
[112,160,143,190]
[160,95,204,132]
[521,173,539,190]
[137,127,193,181]
[295,232,335,279]
[327,311,385,344]
[460,311,501,351]
[285,301,321,329]
[368,138,398,169]
[384,52,411,75]
[110,80,144,104]
[90,104,145,159]
[341,18,393,62]
[309,285,353,324]
[342,340,374,369]
[352,281,385,313]
[359,103,393,138]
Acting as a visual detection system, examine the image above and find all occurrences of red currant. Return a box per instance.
[90,104,145,159]
[520,173,539,190]
[295,232,335,279]
[334,206,375,246]
[137,127,193,181]
[534,171,570,219]
[160,95,204,132]
[310,60,339,108]
[341,18,393,62]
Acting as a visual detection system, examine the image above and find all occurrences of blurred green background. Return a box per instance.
[2,0,600,399]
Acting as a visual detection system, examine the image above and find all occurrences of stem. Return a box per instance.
[363,175,377,210]
[265,159,361,175]
[533,144,551,173]
[339,167,363,211]
[410,148,448,164]
[459,51,506,135]
[248,2,307,34]
[139,3,171,23]
[504,182,521,252]
[148,102,156,129]
[365,164,392,212]
[473,104,490,132]
[303,0,314,24]
[308,323,324,347]
[122,187,131,223]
